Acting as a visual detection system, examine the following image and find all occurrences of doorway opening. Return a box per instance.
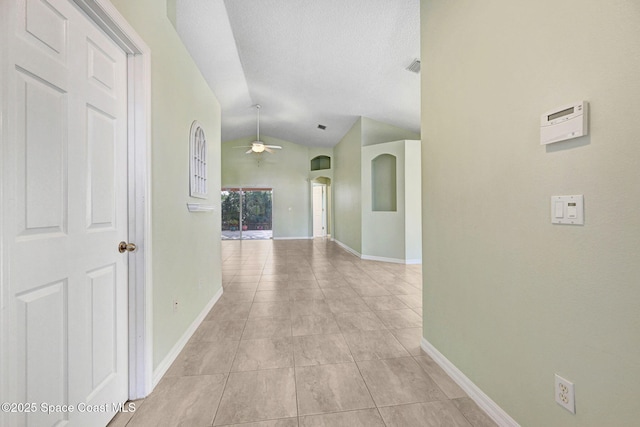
[311,177,331,238]
[221,188,273,240]
[313,184,327,237]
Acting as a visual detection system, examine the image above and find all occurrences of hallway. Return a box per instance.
[110,239,496,426]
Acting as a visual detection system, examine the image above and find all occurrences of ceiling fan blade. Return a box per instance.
[265,145,282,149]
[264,147,274,154]
[245,149,253,154]
[233,146,252,149]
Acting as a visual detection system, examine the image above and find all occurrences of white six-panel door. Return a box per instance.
[1,0,129,425]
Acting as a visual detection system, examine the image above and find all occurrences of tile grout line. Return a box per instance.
[283,245,304,424]
[211,246,265,426]
[209,279,245,426]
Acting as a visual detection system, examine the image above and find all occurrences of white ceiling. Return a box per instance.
[176,0,420,147]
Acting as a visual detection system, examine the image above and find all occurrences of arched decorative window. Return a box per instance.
[190,121,207,199]
[371,154,397,211]
[310,155,331,171]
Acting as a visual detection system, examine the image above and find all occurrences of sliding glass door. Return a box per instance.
[221,189,242,239]
[221,188,273,240]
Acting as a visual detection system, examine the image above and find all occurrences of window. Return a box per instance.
[190,121,207,198]
[371,154,397,211]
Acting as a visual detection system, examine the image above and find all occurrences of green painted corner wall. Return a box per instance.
[335,117,423,257]
[166,0,177,28]
[404,140,422,261]
[334,118,363,253]
[110,0,223,372]
[361,140,422,262]
[361,116,420,147]
[421,1,640,426]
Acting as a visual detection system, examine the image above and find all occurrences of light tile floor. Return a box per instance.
[109,239,497,427]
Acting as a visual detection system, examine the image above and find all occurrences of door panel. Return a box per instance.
[87,106,116,229]
[88,39,116,93]
[88,264,117,393]
[24,0,68,59]
[16,69,67,237]
[2,0,129,425]
[16,281,68,426]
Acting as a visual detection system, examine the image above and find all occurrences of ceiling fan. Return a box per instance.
[235,105,282,154]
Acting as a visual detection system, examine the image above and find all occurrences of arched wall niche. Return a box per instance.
[371,154,397,212]
[310,155,331,171]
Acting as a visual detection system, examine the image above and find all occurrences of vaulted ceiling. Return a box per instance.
[175,0,420,147]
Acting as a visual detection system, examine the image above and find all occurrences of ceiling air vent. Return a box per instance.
[317,124,327,130]
[406,59,421,74]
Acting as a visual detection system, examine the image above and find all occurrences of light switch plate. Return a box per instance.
[551,195,584,225]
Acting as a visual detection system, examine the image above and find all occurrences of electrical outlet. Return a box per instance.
[173,299,179,313]
[555,374,575,414]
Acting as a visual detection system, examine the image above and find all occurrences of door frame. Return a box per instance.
[0,0,153,404]
[310,177,331,238]
[73,0,153,401]
[313,183,327,237]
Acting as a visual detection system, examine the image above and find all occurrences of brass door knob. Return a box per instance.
[118,241,137,253]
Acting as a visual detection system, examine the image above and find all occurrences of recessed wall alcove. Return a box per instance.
[310,155,331,171]
[362,140,421,263]
[371,154,397,212]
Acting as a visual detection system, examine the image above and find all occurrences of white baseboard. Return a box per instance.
[333,240,422,265]
[361,254,423,265]
[273,236,313,240]
[420,338,519,427]
[333,239,362,258]
[152,287,223,387]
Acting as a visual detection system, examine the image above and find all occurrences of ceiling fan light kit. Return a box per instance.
[236,105,283,155]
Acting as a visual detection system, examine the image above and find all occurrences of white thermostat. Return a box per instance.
[540,101,588,145]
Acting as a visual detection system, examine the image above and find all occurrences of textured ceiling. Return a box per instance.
[176,0,420,147]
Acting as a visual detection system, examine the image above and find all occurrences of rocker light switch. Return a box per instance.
[551,195,584,225]
[554,201,564,218]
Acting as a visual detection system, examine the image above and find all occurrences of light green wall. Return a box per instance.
[334,118,363,253]
[335,117,422,257]
[404,140,422,262]
[361,116,420,147]
[362,142,404,260]
[166,0,176,28]
[362,140,422,262]
[221,136,312,238]
[421,1,640,426]
[110,0,222,371]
